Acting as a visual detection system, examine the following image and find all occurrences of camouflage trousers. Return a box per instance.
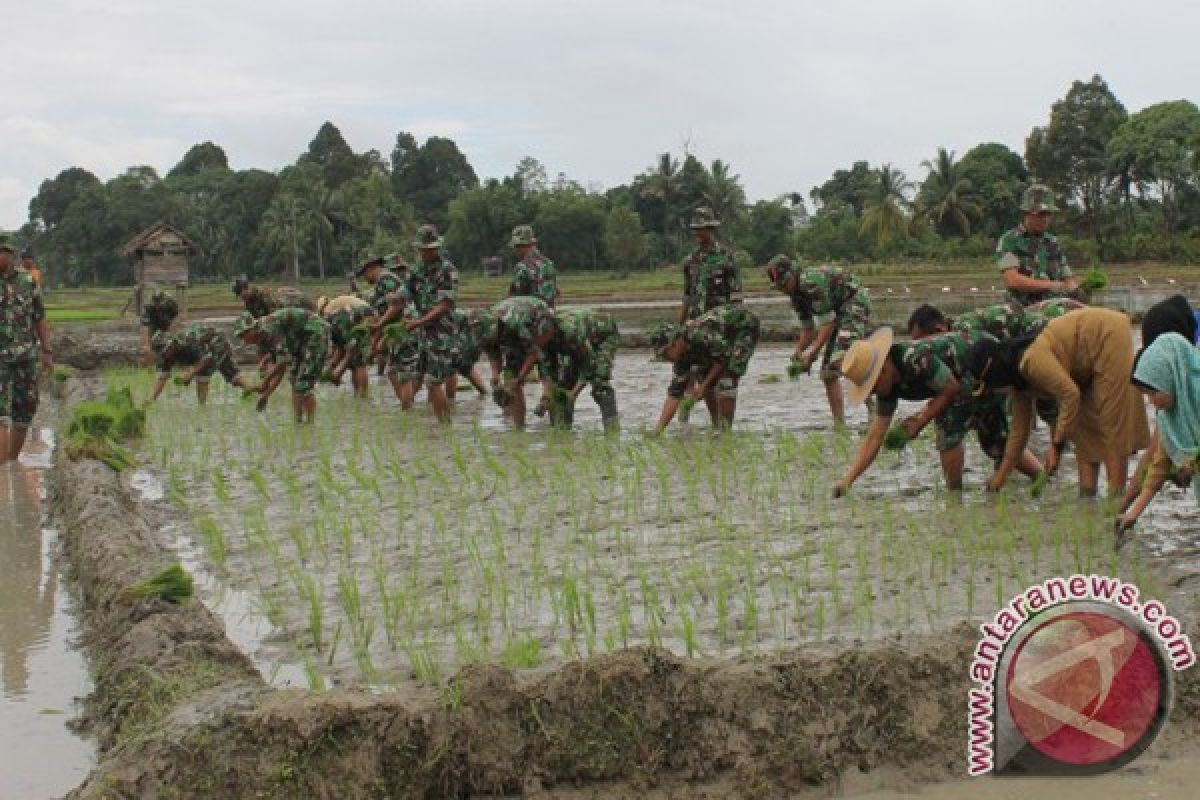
[819,291,872,380]
[385,336,422,383]
[182,339,239,385]
[668,361,743,400]
[421,329,460,384]
[0,357,39,428]
[935,394,1007,461]
[456,341,483,378]
[288,333,329,396]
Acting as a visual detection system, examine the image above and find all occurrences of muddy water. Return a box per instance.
[0,428,95,798]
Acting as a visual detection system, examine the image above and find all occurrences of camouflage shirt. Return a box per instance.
[876,330,981,416]
[952,299,1081,341]
[369,270,403,316]
[0,267,45,363]
[492,296,554,348]
[326,299,375,349]
[257,308,330,359]
[545,310,618,368]
[995,225,1072,307]
[789,266,862,328]
[151,324,233,374]
[508,249,558,307]
[681,242,741,320]
[674,305,761,379]
[403,256,459,338]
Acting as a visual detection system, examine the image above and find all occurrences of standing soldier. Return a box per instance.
[649,305,760,433]
[996,184,1082,307]
[508,225,559,307]
[317,295,376,398]
[235,308,330,423]
[357,254,412,402]
[486,296,556,429]
[539,309,621,431]
[833,328,1044,496]
[386,224,460,422]
[765,255,872,428]
[0,235,53,462]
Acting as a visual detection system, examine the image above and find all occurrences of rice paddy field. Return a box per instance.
[105,344,1196,693]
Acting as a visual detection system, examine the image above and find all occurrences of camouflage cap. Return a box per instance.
[646,321,683,354]
[765,254,796,289]
[233,311,259,338]
[413,224,443,250]
[231,275,250,297]
[688,206,720,229]
[1020,184,1059,213]
[354,254,385,277]
[510,224,537,247]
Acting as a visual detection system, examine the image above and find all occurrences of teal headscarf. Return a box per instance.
[1134,332,1200,502]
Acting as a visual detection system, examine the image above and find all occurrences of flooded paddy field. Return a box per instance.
[107,344,1198,692]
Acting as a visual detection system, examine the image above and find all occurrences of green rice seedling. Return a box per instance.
[123,563,194,604]
[407,643,442,684]
[301,652,326,692]
[194,514,227,568]
[502,634,543,669]
[883,426,910,451]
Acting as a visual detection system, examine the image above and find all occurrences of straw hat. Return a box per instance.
[840,327,895,405]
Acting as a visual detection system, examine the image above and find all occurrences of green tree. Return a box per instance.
[1107,99,1200,239]
[810,161,877,215]
[534,184,608,270]
[742,199,794,264]
[703,159,747,231]
[391,133,479,228]
[957,143,1029,237]
[300,121,361,188]
[167,142,230,179]
[259,193,305,281]
[28,167,101,231]
[859,165,912,249]
[604,206,644,275]
[636,153,683,260]
[1025,75,1127,240]
[445,181,524,271]
[915,148,981,237]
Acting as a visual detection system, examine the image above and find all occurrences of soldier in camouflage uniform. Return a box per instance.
[443,308,491,401]
[318,295,376,398]
[538,309,621,431]
[235,308,330,423]
[508,225,559,307]
[484,295,556,428]
[232,275,314,317]
[766,255,872,427]
[996,184,1082,307]
[149,322,253,404]
[373,225,460,421]
[0,235,53,462]
[679,207,741,323]
[649,305,760,433]
[357,254,415,401]
[833,328,1044,495]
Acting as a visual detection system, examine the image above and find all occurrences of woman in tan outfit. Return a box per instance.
[967,307,1150,495]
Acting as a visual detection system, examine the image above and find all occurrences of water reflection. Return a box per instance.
[0,457,56,698]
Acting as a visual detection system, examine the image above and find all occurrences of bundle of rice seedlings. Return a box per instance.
[123,563,194,604]
[1080,266,1108,291]
[883,426,910,451]
[679,395,697,416]
[1030,470,1048,498]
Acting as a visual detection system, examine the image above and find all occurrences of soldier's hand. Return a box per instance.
[832,480,850,499]
[1173,464,1195,489]
[1113,516,1137,550]
[985,474,1005,493]
[255,393,271,412]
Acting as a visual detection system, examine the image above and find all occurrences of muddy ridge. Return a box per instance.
[54,375,1200,799]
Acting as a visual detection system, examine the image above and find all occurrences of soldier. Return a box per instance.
[379,224,460,422]
[906,298,1084,340]
[317,295,376,398]
[833,327,1044,496]
[539,309,621,431]
[149,322,255,404]
[232,275,314,317]
[444,308,492,402]
[996,184,1082,307]
[356,254,412,401]
[679,206,741,323]
[235,308,330,423]
[649,305,760,434]
[508,225,559,307]
[766,255,871,427]
[486,295,556,429]
[0,235,53,462]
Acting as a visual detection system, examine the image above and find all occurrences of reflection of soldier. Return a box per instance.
[996,185,1081,307]
[766,255,871,427]
[834,328,1044,496]
[0,465,56,695]
[650,305,760,433]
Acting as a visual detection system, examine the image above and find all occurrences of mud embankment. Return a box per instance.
[53,375,1200,799]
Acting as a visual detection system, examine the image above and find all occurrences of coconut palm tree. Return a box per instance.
[640,153,681,256]
[703,159,747,228]
[860,164,912,248]
[260,194,305,281]
[915,148,981,236]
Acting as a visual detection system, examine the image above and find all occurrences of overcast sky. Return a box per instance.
[3,0,1198,229]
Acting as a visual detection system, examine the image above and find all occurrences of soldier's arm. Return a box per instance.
[691,361,726,399]
[150,373,171,401]
[834,411,892,496]
[407,298,452,330]
[183,355,214,385]
[802,321,836,362]
[904,374,959,439]
[1001,268,1070,295]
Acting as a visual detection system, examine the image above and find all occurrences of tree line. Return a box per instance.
[14,74,1200,287]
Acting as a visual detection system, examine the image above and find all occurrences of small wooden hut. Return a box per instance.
[120,222,200,315]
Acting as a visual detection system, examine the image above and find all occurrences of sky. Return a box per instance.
[3,0,1199,229]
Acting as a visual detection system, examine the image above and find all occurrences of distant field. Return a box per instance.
[40,261,1196,322]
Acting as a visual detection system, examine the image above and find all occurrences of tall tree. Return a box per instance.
[743,200,794,264]
[260,194,305,281]
[1025,75,1127,240]
[703,159,747,230]
[957,143,1029,237]
[1107,99,1200,240]
[810,161,877,215]
[301,121,361,188]
[859,165,912,249]
[915,148,981,237]
[637,153,682,259]
[167,141,230,179]
[604,206,644,275]
[28,167,101,231]
[391,133,479,228]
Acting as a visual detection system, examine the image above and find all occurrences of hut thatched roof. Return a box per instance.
[119,222,201,258]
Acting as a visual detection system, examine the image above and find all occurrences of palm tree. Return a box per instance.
[261,195,304,281]
[860,164,912,248]
[640,153,681,256]
[915,148,981,236]
[703,159,747,228]
[304,183,343,280]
